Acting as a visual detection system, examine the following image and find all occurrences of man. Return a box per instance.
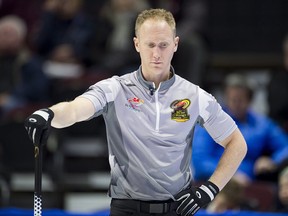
[24,9,247,216]
[192,74,288,185]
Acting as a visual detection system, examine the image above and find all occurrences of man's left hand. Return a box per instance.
[175,181,219,216]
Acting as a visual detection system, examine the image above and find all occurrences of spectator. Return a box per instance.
[268,34,288,133]
[206,178,245,213]
[100,0,150,75]
[33,0,96,78]
[0,0,42,48]
[192,73,288,185]
[149,0,209,86]
[276,166,288,212]
[0,15,50,118]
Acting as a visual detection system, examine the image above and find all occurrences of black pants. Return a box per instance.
[110,198,179,216]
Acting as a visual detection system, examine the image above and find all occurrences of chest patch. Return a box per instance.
[125,97,144,112]
[170,99,191,122]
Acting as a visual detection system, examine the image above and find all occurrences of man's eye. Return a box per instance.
[148,44,156,48]
[159,43,168,48]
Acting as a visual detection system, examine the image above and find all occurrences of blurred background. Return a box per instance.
[1,0,288,214]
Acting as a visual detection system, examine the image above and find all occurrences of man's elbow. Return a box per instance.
[229,129,248,157]
[222,128,248,156]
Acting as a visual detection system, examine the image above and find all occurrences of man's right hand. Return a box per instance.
[24,108,54,145]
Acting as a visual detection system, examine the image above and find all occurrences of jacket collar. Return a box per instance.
[136,66,176,92]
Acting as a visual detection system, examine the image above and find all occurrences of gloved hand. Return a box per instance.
[175,181,219,216]
[24,108,54,145]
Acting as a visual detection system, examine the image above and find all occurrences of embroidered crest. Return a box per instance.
[125,97,144,112]
[170,99,191,122]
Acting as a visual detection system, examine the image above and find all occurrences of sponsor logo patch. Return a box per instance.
[125,97,144,112]
[170,99,191,122]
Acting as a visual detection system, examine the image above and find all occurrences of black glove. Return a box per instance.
[175,181,219,216]
[24,108,54,146]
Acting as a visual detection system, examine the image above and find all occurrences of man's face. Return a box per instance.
[225,86,251,121]
[133,19,179,80]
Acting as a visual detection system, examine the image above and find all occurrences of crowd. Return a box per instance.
[0,0,210,118]
[0,0,288,214]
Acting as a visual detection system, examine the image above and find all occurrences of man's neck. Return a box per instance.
[142,70,171,89]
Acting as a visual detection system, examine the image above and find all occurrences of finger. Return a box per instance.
[27,127,34,141]
[40,129,49,145]
[33,128,38,144]
[191,204,200,215]
[182,199,196,216]
[176,194,190,214]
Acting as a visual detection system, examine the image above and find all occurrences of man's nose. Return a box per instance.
[152,47,160,60]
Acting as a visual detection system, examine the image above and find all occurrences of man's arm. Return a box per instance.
[24,97,95,145]
[209,128,247,190]
[176,128,246,216]
[50,97,96,128]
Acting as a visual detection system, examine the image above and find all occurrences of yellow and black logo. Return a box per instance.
[170,99,191,122]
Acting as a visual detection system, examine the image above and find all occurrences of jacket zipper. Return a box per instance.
[155,84,160,132]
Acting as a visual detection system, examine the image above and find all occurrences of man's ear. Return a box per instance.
[174,36,179,52]
[134,37,140,52]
